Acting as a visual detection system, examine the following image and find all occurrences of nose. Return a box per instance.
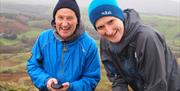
[105,26,113,35]
[62,20,68,27]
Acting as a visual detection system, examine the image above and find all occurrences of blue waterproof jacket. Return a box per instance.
[27,28,101,91]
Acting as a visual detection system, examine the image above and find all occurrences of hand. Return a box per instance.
[57,82,70,91]
[47,78,58,91]
[47,78,70,91]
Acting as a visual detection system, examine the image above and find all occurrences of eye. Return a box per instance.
[97,25,105,30]
[67,16,73,21]
[57,16,63,21]
[107,19,114,25]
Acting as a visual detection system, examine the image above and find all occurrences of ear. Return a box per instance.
[53,24,56,28]
[51,20,56,28]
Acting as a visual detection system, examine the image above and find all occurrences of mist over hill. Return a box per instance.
[0,2,51,19]
[1,0,180,16]
[119,0,180,16]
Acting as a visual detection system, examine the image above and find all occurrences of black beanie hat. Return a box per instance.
[51,0,80,26]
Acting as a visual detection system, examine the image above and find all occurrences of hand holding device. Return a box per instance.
[51,83,63,89]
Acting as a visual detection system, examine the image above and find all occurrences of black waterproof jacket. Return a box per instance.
[100,9,180,91]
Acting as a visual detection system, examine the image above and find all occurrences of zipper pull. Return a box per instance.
[63,43,67,52]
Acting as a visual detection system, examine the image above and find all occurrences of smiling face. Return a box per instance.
[55,8,78,40]
[95,16,124,43]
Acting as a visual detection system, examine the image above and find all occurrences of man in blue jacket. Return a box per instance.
[26,0,101,91]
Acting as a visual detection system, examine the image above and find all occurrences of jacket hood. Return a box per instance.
[54,20,85,42]
[107,9,142,53]
[123,9,142,38]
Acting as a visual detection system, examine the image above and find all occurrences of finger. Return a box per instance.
[47,78,58,90]
[51,78,58,84]
[62,82,69,87]
[59,82,69,90]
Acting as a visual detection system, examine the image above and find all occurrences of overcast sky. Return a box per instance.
[2,0,180,7]
[1,0,180,16]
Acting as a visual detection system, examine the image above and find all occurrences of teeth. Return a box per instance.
[59,27,69,30]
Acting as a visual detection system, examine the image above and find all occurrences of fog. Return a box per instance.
[1,0,180,16]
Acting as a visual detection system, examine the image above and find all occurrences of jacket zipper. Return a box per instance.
[61,42,67,73]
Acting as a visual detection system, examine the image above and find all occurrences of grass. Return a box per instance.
[178,58,180,64]
[0,52,31,63]
[0,38,20,46]
[141,14,180,40]
[17,28,42,39]
[0,53,31,73]
[95,62,112,91]
[141,14,180,54]
[0,63,26,73]
[28,20,49,27]
[0,53,17,61]
[0,80,38,91]
[96,40,100,48]
[96,69,112,91]
[0,28,42,46]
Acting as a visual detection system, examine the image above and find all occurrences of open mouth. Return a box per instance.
[112,29,118,37]
[59,27,70,31]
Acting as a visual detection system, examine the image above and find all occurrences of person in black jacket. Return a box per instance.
[88,0,180,91]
